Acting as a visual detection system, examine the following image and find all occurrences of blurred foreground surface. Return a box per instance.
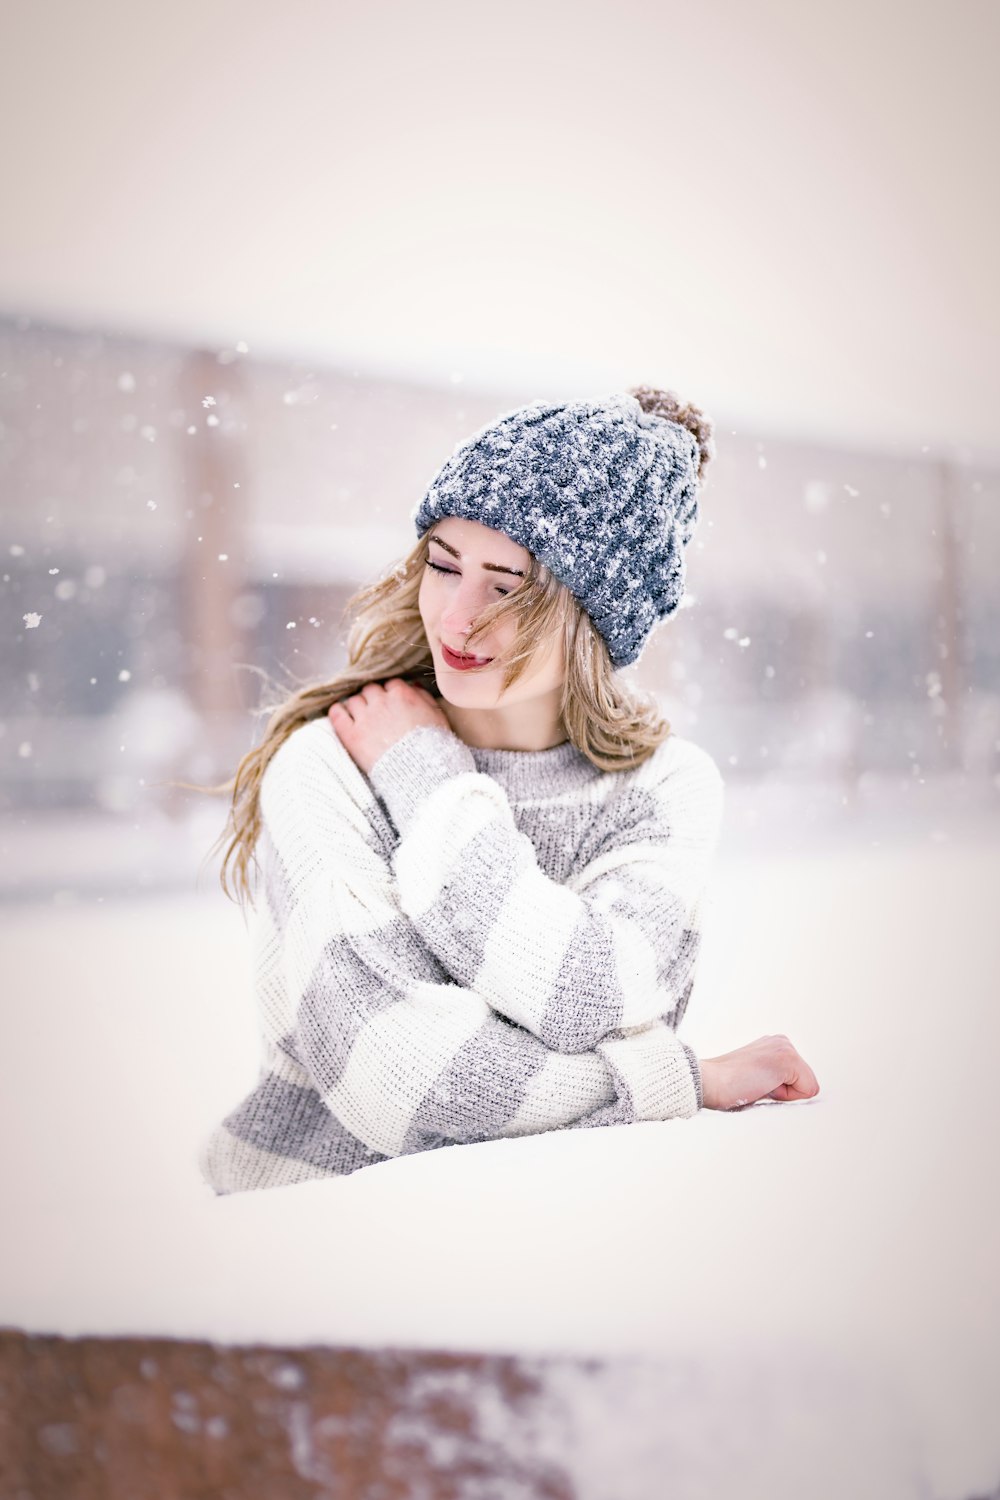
[0,1330,930,1500]
[0,807,998,1499]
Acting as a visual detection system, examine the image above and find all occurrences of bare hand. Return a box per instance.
[699,1035,820,1111]
[328,678,453,777]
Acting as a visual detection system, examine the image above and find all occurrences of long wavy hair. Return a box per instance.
[208,385,714,908]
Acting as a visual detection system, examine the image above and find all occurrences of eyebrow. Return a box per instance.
[427,531,526,577]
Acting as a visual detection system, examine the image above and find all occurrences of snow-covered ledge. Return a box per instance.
[2,840,998,1499]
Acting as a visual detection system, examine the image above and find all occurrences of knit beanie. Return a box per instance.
[411,390,707,669]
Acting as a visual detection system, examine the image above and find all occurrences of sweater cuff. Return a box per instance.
[595,1026,701,1121]
[368,725,478,835]
[681,1041,704,1111]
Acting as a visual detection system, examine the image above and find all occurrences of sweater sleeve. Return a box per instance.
[258,721,702,1161]
[367,724,725,1055]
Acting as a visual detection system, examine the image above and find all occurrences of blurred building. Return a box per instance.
[2,315,998,843]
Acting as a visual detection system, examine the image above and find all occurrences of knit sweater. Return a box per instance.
[198,714,725,1196]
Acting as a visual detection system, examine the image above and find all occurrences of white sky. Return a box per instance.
[0,0,997,457]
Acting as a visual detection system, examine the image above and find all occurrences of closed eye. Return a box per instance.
[424,558,512,596]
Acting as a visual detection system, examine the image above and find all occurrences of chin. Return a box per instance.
[434,668,499,705]
[437,675,491,700]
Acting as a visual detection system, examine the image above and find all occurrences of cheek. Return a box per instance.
[417,573,435,619]
[544,653,564,687]
[490,608,516,645]
[507,631,562,690]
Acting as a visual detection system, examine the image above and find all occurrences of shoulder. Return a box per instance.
[638,732,725,807]
[267,714,350,777]
[576,733,724,868]
[261,716,379,826]
[258,717,395,896]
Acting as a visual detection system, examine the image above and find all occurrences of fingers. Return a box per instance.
[329,678,413,726]
[768,1064,821,1102]
[769,1036,820,1102]
[335,683,381,712]
[331,683,383,719]
[792,1054,820,1098]
[328,700,360,729]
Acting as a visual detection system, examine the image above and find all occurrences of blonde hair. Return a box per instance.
[208,385,713,908]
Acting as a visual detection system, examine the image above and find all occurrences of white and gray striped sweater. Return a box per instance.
[199,715,725,1196]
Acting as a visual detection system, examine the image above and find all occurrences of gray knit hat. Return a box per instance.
[411,390,705,669]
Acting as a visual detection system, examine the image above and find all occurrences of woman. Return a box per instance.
[199,386,819,1196]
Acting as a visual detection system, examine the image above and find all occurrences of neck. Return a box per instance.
[439,694,568,753]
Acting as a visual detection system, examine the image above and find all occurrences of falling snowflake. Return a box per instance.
[202,396,217,408]
[23,612,41,629]
[118,669,131,683]
[803,481,830,514]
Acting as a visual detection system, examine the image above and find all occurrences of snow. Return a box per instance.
[0,835,997,1498]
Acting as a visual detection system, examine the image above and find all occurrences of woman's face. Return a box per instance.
[417,515,565,707]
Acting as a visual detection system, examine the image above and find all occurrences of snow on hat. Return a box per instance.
[411,389,707,669]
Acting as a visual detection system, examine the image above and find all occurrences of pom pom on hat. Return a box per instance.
[411,387,713,669]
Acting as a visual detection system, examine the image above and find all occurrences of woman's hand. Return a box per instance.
[699,1035,820,1111]
[328,678,453,777]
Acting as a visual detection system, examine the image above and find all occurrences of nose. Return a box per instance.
[441,605,475,640]
[440,579,486,640]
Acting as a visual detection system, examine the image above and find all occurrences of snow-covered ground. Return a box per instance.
[1,812,998,1499]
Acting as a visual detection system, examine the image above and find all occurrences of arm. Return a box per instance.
[367,724,725,1055]
[259,722,702,1160]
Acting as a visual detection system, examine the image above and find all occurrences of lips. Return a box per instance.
[441,642,494,670]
